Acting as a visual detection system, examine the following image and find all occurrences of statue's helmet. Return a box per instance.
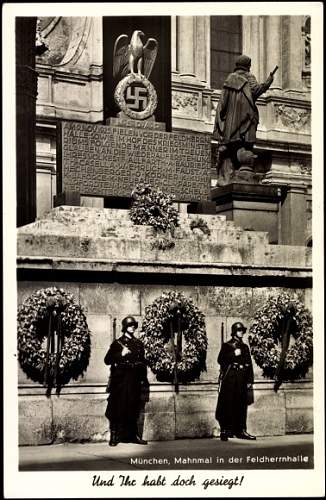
[234,55,251,71]
[121,316,138,332]
[231,322,247,336]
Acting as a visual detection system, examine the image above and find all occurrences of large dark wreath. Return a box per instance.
[130,183,179,233]
[18,287,91,395]
[248,292,313,389]
[140,291,207,385]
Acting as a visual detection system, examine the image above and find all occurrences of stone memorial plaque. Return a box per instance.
[57,121,211,202]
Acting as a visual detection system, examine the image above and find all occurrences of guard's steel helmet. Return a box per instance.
[231,322,247,336]
[121,316,138,331]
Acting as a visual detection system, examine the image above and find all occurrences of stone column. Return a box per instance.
[242,16,264,81]
[177,16,195,77]
[279,185,307,246]
[171,16,177,73]
[282,16,304,91]
[264,16,282,89]
[16,17,38,227]
[194,16,209,83]
[88,17,103,122]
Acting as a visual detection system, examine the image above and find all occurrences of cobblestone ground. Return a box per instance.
[19,434,313,471]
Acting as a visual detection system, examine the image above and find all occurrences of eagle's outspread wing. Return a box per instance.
[113,34,129,79]
[143,38,158,78]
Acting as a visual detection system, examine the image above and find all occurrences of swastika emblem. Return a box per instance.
[114,73,157,120]
[125,85,148,111]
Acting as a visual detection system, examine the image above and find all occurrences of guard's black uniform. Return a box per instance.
[105,332,147,444]
[216,337,254,437]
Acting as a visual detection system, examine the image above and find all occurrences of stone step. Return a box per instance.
[40,206,231,225]
[32,206,248,233]
[21,218,269,245]
[17,232,309,268]
[20,206,270,246]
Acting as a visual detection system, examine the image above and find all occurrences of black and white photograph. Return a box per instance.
[3,2,324,498]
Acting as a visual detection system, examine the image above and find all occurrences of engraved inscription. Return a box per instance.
[59,121,211,202]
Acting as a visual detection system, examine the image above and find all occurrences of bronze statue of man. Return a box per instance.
[213,55,276,182]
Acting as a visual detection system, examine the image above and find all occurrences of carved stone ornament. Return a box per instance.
[113,30,158,80]
[275,105,310,130]
[113,30,159,120]
[114,73,158,120]
[172,91,198,113]
[298,161,312,176]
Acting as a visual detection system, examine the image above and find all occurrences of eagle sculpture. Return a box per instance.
[113,30,158,80]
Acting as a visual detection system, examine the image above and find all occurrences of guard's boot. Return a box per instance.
[109,430,119,446]
[220,431,228,441]
[235,430,256,440]
[131,435,148,445]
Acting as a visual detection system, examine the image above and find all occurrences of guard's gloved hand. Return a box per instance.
[121,346,131,357]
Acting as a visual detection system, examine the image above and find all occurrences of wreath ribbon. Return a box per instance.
[44,311,64,396]
[274,312,294,392]
[169,310,182,393]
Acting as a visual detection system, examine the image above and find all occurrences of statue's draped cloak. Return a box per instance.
[214,69,270,145]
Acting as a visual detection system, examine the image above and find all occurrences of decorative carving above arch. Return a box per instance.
[172,91,198,115]
[275,104,310,131]
[36,17,92,67]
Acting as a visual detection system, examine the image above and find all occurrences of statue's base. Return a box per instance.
[211,183,281,244]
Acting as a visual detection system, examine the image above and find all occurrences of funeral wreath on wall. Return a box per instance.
[17,287,91,395]
[140,291,207,387]
[248,292,313,390]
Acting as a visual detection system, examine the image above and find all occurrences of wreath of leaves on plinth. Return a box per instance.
[140,291,208,383]
[17,287,91,388]
[248,292,313,381]
[130,183,179,233]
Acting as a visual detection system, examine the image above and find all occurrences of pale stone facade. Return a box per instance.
[17,16,313,445]
[35,16,312,246]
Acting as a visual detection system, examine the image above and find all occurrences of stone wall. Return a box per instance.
[17,207,313,445]
[18,280,313,445]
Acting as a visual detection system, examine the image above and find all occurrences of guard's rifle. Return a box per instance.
[106,317,117,393]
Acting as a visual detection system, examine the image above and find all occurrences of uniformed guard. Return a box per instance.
[215,321,256,441]
[104,316,148,446]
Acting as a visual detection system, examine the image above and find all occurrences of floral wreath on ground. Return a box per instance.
[17,287,91,393]
[130,184,179,250]
[248,292,313,381]
[140,291,207,383]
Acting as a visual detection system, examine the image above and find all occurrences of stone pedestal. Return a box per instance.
[212,184,282,244]
[279,185,308,246]
[263,168,310,246]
